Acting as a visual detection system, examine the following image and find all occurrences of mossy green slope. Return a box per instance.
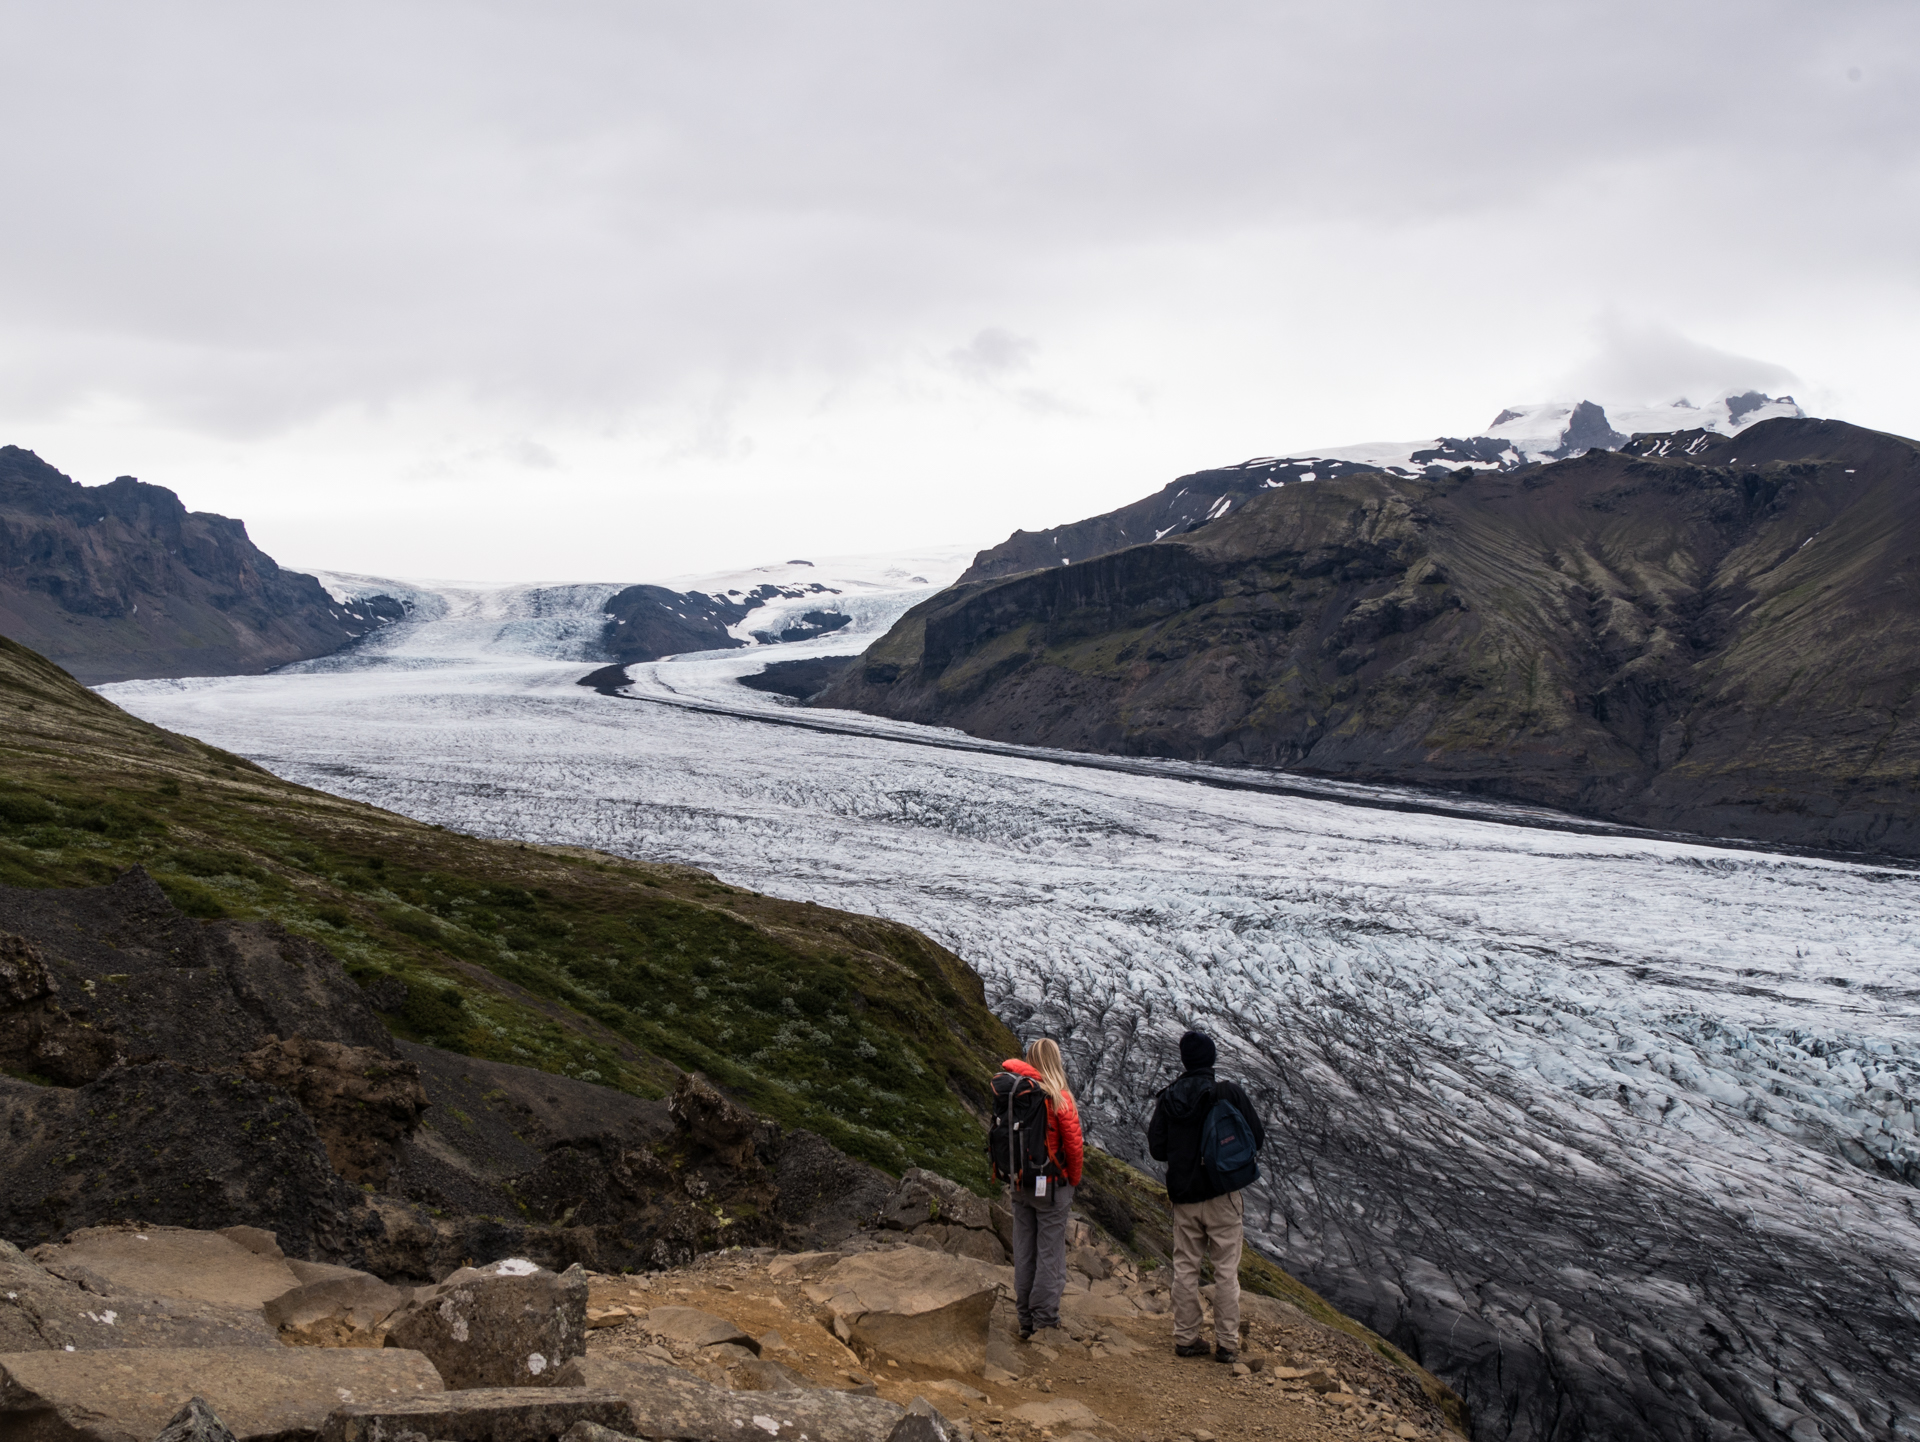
[0,632,1017,1186]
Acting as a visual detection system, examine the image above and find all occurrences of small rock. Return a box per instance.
[153,1396,238,1442]
[563,1425,641,1442]
[1066,1248,1108,1282]
[888,1400,958,1442]
[1394,1426,1421,1440]
[767,1252,844,1281]
[758,1330,789,1352]
[730,1357,811,1392]
[648,1306,760,1352]
[1010,1400,1102,1430]
[1231,1363,1251,1378]
[925,1380,990,1404]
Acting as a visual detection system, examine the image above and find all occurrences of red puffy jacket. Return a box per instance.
[1002,1058,1084,1186]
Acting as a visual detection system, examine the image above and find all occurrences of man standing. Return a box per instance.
[1146,1029,1266,1363]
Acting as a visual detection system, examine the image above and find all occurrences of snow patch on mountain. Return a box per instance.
[661,547,974,648]
[1212,391,1805,487]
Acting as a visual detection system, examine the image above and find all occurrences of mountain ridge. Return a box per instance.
[958,392,1803,584]
[820,415,1920,856]
[0,447,410,683]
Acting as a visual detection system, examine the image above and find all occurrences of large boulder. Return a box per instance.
[876,1171,1006,1267]
[558,1356,907,1442]
[317,1387,633,1442]
[378,1258,587,1389]
[668,1074,755,1165]
[29,1226,304,1309]
[804,1249,1005,1372]
[263,1271,409,1348]
[878,1171,990,1233]
[0,1240,277,1353]
[0,1345,442,1442]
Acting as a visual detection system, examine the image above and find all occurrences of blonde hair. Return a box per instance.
[1024,1038,1074,1112]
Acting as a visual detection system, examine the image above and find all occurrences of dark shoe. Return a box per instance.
[1175,1341,1211,1358]
[1214,1346,1238,1364]
[1019,1327,1034,1342]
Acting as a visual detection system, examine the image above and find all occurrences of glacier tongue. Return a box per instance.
[102,578,1920,1442]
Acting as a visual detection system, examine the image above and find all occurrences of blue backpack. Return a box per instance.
[1200,1090,1260,1193]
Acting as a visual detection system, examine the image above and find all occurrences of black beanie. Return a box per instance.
[1179,1030,1216,1071]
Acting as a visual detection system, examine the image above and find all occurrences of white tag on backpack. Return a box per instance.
[1034,1176,1048,1198]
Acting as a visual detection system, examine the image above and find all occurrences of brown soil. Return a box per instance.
[584,1251,1460,1442]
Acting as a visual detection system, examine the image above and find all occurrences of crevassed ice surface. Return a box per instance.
[104,577,1920,1442]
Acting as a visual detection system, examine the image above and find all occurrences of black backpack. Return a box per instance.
[1200,1088,1261,1194]
[987,1070,1059,1191]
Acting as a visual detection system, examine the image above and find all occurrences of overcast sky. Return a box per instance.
[1,2,1914,581]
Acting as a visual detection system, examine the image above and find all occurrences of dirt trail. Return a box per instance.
[584,1247,1458,1442]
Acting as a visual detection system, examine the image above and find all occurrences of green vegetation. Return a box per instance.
[0,634,1015,1187]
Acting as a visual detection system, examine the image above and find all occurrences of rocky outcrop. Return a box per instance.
[0,446,405,683]
[1,1062,377,1260]
[238,1039,426,1186]
[828,418,1920,856]
[0,868,906,1281]
[876,1170,1008,1266]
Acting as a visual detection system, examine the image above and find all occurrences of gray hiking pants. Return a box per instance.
[1010,1180,1075,1331]
[1172,1189,1244,1349]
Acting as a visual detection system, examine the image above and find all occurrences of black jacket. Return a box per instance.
[1146,1068,1266,1205]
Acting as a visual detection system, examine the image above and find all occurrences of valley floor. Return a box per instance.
[103,581,1920,1442]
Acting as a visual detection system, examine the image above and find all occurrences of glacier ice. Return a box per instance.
[104,577,1920,1441]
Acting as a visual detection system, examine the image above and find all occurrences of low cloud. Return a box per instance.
[947,328,1038,382]
[1559,319,1800,408]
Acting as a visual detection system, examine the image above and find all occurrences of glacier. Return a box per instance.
[103,574,1920,1442]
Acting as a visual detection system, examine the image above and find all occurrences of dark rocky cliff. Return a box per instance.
[822,417,1920,856]
[0,446,403,683]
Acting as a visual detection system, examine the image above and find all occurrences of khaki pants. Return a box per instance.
[1171,1190,1243,1349]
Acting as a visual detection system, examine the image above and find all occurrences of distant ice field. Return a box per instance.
[105,576,1920,1439]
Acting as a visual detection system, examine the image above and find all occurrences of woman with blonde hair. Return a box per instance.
[993,1036,1085,1339]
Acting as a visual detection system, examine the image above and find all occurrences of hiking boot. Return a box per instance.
[1019,1326,1034,1342]
[1213,1345,1238,1364]
[1175,1341,1211,1358]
